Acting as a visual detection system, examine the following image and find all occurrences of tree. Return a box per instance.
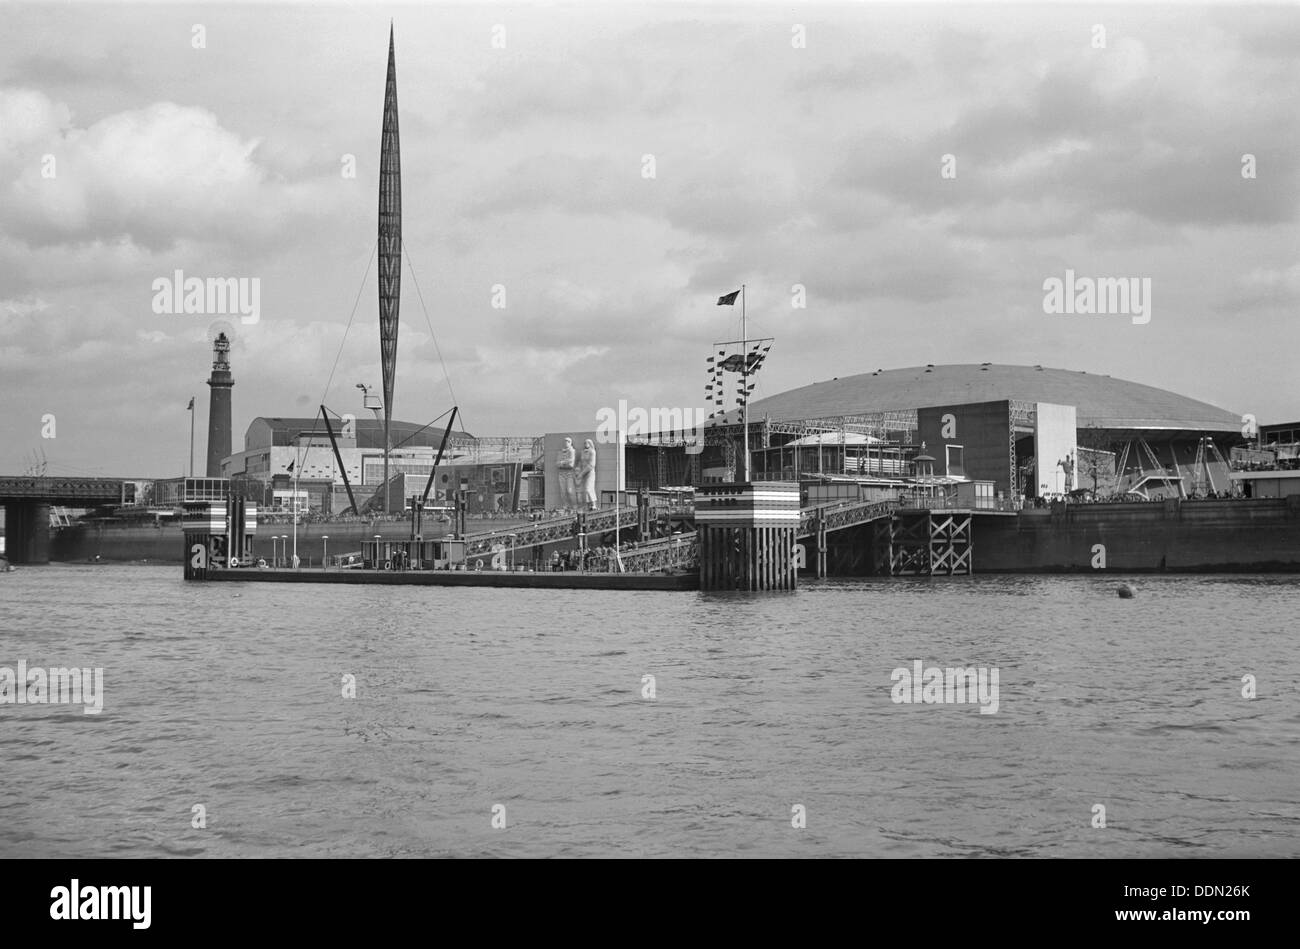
[1075,425,1117,493]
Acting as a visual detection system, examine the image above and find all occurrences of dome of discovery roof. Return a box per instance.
[741,364,1241,433]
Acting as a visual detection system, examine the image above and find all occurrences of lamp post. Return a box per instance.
[507,533,516,571]
[374,534,381,569]
[458,478,469,537]
[322,535,329,570]
[271,535,278,568]
[281,535,288,568]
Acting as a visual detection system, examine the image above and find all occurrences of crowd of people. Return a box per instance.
[1018,488,1249,508]
[1232,458,1300,472]
[546,544,628,572]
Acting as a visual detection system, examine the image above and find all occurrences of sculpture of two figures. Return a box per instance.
[556,437,598,510]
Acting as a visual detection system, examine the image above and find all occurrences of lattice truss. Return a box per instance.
[704,410,917,448]
[888,511,971,576]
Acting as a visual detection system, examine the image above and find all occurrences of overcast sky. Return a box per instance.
[1,1,1297,477]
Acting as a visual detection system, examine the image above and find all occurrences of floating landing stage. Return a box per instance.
[200,566,698,591]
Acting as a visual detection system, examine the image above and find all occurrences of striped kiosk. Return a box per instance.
[695,482,800,591]
[183,493,256,580]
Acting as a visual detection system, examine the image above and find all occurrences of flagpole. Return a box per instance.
[292,445,300,568]
[614,429,624,573]
[188,397,195,478]
[741,284,749,483]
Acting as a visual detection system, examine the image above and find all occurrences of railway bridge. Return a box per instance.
[0,477,126,563]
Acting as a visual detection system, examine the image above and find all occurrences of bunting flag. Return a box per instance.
[186,397,195,410]
[717,290,740,306]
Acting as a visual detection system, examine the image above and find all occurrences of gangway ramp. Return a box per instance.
[463,506,640,557]
[797,498,900,539]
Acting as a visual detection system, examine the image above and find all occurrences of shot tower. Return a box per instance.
[205,332,234,477]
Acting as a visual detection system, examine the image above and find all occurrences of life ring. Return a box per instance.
[383,560,393,571]
[229,556,240,568]
[474,559,484,571]
[257,558,267,568]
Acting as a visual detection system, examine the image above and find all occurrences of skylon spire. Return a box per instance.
[377,24,402,511]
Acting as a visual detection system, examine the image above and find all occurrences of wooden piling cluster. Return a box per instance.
[695,482,800,591]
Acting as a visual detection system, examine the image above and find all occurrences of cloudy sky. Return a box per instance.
[1,1,1297,477]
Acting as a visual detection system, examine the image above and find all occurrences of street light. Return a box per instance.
[281,535,288,569]
[374,534,381,569]
[322,535,329,570]
[507,533,516,571]
[271,535,279,567]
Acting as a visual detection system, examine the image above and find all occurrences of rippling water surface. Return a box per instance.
[2,565,1298,857]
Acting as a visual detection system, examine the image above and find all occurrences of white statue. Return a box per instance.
[556,437,577,509]
[579,439,598,510]
[1059,453,1075,493]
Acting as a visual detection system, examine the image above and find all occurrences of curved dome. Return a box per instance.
[744,364,1240,433]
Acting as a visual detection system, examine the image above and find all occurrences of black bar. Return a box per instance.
[0,858,1283,938]
[319,405,358,515]
[420,405,458,508]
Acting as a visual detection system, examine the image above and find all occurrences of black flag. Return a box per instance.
[717,290,740,306]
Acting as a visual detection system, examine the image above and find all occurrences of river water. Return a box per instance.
[1,565,1297,858]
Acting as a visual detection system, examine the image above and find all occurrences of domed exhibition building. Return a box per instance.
[674,363,1263,502]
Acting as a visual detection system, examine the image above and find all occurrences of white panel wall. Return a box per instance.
[1034,402,1078,496]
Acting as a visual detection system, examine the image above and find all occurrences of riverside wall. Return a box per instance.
[51,498,1300,573]
[50,520,465,565]
[972,498,1300,572]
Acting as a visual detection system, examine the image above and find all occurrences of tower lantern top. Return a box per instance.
[212,332,231,372]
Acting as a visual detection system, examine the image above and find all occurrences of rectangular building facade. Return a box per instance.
[917,400,1015,495]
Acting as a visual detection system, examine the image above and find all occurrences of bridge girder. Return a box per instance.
[0,477,125,505]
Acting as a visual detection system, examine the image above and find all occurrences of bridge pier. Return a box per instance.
[4,502,50,564]
[887,510,973,576]
[814,512,827,579]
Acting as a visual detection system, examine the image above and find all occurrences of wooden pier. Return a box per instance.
[200,566,697,591]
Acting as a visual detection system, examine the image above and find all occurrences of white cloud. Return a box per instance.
[1,89,339,252]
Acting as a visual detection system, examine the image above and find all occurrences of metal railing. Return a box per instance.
[898,495,1019,512]
[797,498,900,536]
[612,532,699,573]
[462,505,640,556]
